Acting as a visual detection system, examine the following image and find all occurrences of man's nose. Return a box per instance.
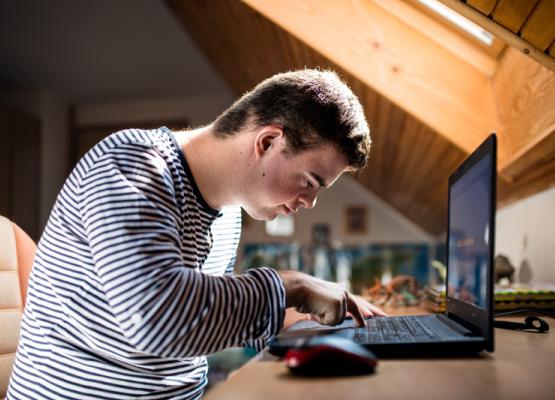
[299,192,318,209]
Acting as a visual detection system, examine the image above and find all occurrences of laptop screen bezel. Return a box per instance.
[445,133,496,352]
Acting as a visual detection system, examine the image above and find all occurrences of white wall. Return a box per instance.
[39,91,70,227]
[238,175,435,267]
[2,91,233,232]
[75,93,235,128]
[0,88,70,229]
[496,185,555,284]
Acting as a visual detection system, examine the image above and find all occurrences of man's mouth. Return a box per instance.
[282,205,292,215]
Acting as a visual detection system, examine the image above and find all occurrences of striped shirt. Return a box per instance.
[8,127,285,399]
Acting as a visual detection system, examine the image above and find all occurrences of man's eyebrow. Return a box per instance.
[309,172,327,188]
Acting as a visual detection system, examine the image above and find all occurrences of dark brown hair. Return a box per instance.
[212,69,371,171]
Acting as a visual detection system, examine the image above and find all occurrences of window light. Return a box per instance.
[265,215,294,236]
[417,0,494,46]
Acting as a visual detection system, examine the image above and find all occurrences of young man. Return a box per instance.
[8,69,384,399]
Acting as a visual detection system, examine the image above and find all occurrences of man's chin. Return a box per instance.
[244,208,277,221]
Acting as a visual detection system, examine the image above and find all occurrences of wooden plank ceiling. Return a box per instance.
[440,0,555,72]
[167,0,555,236]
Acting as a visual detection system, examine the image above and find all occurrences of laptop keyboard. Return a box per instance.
[353,316,460,343]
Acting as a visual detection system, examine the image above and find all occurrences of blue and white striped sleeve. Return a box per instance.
[77,144,285,357]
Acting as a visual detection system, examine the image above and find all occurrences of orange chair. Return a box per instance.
[0,215,36,399]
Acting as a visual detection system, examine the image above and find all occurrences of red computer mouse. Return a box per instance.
[284,335,378,376]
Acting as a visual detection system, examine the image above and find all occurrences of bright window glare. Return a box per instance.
[265,215,294,236]
[417,0,494,46]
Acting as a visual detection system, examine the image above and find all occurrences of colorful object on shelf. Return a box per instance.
[422,284,555,313]
[366,275,420,307]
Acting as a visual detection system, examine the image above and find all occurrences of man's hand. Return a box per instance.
[348,294,388,319]
[278,270,385,327]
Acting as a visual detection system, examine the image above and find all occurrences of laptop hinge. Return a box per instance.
[439,314,479,336]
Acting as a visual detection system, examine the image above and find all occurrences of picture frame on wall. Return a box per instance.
[345,205,368,234]
[312,223,331,246]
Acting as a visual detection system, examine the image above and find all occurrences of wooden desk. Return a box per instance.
[206,310,555,400]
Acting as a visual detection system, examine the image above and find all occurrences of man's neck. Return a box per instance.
[173,125,246,210]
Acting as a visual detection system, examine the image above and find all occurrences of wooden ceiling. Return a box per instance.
[167,0,555,236]
[440,0,555,72]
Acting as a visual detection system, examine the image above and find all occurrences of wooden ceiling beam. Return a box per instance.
[439,0,555,72]
[242,0,500,160]
[520,0,555,52]
[493,47,555,188]
[491,0,539,34]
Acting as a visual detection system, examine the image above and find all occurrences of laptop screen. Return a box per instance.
[447,154,492,310]
[445,134,495,350]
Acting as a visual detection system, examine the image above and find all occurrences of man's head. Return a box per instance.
[213,69,371,173]
[211,69,370,220]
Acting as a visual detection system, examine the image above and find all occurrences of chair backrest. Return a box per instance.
[0,215,36,399]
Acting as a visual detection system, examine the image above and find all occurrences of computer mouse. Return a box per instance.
[284,335,378,376]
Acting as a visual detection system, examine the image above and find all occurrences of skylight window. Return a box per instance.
[416,0,494,46]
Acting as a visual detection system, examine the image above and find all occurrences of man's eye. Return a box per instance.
[306,179,314,188]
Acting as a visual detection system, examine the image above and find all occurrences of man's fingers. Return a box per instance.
[288,273,385,327]
[326,298,346,326]
[362,308,374,318]
[321,312,340,326]
[351,294,388,317]
[368,303,388,317]
[312,296,349,326]
[340,295,347,324]
[346,294,366,327]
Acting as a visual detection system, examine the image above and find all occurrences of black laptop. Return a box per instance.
[269,134,497,358]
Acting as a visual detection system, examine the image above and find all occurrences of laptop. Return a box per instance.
[269,133,497,357]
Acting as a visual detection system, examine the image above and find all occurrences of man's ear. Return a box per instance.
[254,125,284,158]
